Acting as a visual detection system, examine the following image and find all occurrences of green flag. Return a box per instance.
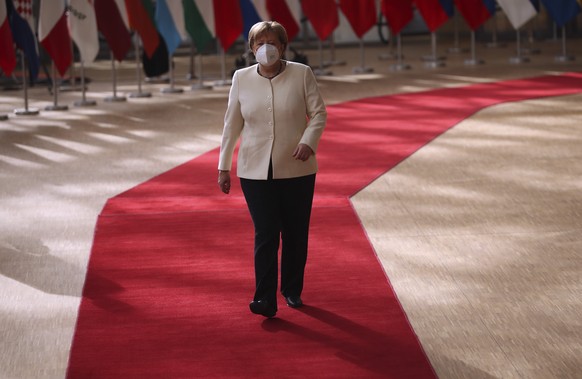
[183,0,214,51]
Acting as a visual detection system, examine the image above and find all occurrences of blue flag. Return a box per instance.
[239,0,262,41]
[540,0,581,27]
[155,0,183,56]
[6,0,39,82]
[438,0,455,17]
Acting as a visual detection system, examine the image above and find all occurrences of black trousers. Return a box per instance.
[240,172,316,310]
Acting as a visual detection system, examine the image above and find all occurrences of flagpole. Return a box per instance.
[485,11,505,48]
[129,34,151,98]
[390,34,410,71]
[213,41,231,87]
[187,40,195,80]
[191,46,211,90]
[448,11,467,53]
[422,32,445,68]
[314,39,332,76]
[105,52,126,102]
[45,63,68,111]
[353,38,373,73]
[464,31,484,65]
[510,28,529,64]
[555,26,574,62]
[14,51,39,116]
[162,55,183,93]
[521,24,540,56]
[74,60,97,106]
[323,33,345,67]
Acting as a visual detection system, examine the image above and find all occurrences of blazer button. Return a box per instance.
[267,107,272,112]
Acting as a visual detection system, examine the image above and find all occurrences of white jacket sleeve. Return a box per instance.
[300,67,327,153]
[218,71,244,171]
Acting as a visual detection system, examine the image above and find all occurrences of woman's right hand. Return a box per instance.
[218,170,231,194]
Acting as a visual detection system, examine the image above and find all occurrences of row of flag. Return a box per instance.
[2,0,581,83]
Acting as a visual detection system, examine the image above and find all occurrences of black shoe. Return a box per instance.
[249,300,276,318]
[285,296,303,308]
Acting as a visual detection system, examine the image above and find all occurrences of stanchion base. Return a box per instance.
[378,52,398,61]
[104,96,127,102]
[313,68,333,76]
[448,46,469,53]
[1,114,8,121]
[212,80,232,87]
[129,92,152,98]
[45,104,69,111]
[509,56,530,64]
[74,99,97,107]
[521,47,541,55]
[390,63,411,71]
[323,60,346,66]
[424,61,445,68]
[352,66,374,74]
[14,108,40,116]
[464,58,484,65]
[555,55,575,62]
[161,87,184,94]
[421,55,446,62]
[191,83,212,90]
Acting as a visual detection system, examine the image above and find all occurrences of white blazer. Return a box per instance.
[218,61,327,180]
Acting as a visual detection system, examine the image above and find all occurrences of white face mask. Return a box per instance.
[255,44,280,67]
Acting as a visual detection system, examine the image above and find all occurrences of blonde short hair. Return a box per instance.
[248,21,288,50]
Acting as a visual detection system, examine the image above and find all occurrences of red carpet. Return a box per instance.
[67,73,582,378]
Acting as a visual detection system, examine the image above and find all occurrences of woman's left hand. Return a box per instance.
[292,144,314,161]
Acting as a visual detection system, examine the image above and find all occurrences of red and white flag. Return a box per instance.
[302,0,339,41]
[14,0,35,32]
[0,0,16,76]
[269,0,300,41]
[497,0,538,29]
[68,0,99,63]
[339,0,377,39]
[38,0,72,76]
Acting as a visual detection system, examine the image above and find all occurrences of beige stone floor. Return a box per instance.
[1,34,581,378]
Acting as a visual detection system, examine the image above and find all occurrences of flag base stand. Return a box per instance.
[423,60,445,68]
[323,60,346,67]
[14,108,40,116]
[378,52,398,61]
[485,42,507,48]
[74,99,97,107]
[554,55,575,62]
[45,104,69,111]
[352,66,374,74]
[191,83,212,90]
[509,56,530,64]
[464,58,484,65]
[161,87,184,94]
[213,80,232,87]
[313,68,333,76]
[521,47,541,55]
[421,55,445,62]
[390,63,411,71]
[448,46,469,54]
[105,96,127,102]
[129,91,152,98]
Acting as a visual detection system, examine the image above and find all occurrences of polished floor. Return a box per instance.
[1,33,581,378]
